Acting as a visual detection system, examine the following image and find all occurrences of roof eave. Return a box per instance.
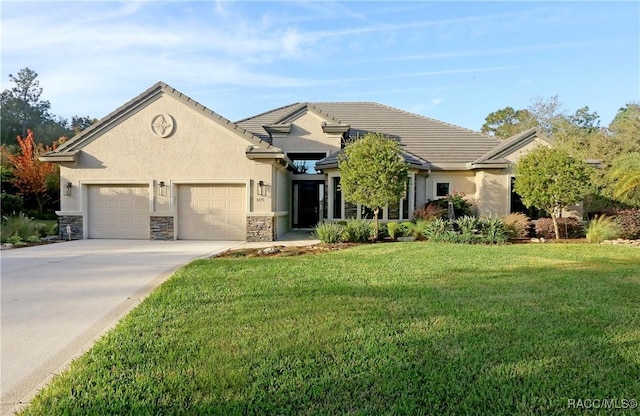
[263,123,291,135]
[322,122,350,134]
[467,162,510,170]
[38,151,79,164]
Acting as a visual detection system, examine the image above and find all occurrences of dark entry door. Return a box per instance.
[293,181,322,228]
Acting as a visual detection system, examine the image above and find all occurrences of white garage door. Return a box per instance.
[88,185,150,239]
[177,184,246,240]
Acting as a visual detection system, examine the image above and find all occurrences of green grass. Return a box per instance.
[22,243,640,415]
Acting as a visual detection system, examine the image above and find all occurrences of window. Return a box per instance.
[435,181,452,199]
[510,176,546,219]
[331,175,412,220]
[288,152,326,174]
[332,177,341,219]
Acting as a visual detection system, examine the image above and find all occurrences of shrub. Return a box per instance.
[413,203,445,221]
[477,217,508,244]
[455,216,480,244]
[399,221,419,239]
[613,209,640,239]
[34,223,49,238]
[387,222,401,240]
[312,222,345,244]
[534,217,584,239]
[1,213,36,243]
[432,192,473,218]
[6,234,26,246]
[503,213,531,239]
[0,192,23,214]
[26,235,41,243]
[586,216,621,243]
[422,218,453,241]
[343,219,374,242]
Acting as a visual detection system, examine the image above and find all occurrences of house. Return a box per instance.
[40,81,553,242]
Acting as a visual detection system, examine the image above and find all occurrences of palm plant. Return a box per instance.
[608,152,640,206]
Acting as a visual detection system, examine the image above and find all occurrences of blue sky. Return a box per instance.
[2,1,638,131]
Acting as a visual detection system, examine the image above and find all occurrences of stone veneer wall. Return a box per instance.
[246,216,274,242]
[150,216,174,240]
[58,215,83,240]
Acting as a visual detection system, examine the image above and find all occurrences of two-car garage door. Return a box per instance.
[87,184,245,240]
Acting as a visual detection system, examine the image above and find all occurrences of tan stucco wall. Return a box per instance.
[425,171,476,202]
[272,112,341,154]
[474,170,510,217]
[59,92,276,215]
[503,138,550,163]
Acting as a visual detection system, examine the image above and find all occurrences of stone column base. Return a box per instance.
[150,216,174,240]
[58,215,83,240]
[246,216,274,242]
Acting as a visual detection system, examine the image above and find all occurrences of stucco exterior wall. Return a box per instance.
[474,170,510,217]
[272,112,341,154]
[503,138,550,163]
[274,168,290,238]
[58,93,276,216]
[425,171,476,202]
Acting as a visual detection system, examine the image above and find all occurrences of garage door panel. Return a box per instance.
[178,184,246,240]
[88,185,150,239]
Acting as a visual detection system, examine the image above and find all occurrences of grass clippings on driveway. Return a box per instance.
[21,243,640,415]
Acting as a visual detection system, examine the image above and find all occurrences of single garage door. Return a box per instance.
[88,185,150,239]
[177,184,246,240]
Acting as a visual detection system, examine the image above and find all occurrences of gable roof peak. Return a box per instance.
[48,81,276,157]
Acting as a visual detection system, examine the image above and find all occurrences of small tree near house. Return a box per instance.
[1,129,60,215]
[514,146,592,239]
[338,132,409,239]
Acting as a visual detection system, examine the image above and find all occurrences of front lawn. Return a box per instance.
[22,243,640,415]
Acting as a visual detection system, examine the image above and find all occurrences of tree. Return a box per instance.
[514,146,592,239]
[0,68,52,146]
[528,95,567,136]
[338,132,408,239]
[481,106,537,139]
[1,130,59,215]
[608,152,640,206]
[70,115,99,135]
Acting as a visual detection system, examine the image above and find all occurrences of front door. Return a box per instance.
[293,181,324,228]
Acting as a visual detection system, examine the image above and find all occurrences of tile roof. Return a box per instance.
[236,102,501,164]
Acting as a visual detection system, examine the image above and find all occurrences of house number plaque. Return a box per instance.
[151,114,176,138]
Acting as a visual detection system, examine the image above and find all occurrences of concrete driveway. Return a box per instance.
[1,239,242,415]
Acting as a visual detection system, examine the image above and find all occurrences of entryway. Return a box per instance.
[292,180,324,228]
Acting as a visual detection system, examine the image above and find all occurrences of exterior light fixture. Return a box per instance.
[64,182,72,196]
[258,180,265,196]
[158,181,167,196]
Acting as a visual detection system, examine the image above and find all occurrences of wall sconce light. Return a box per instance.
[257,180,265,196]
[63,182,72,196]
[158,181,167,196]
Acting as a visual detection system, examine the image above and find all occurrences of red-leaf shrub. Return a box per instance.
[613,209,640,239]
[413,203,445,221]
[534,217,584,239]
